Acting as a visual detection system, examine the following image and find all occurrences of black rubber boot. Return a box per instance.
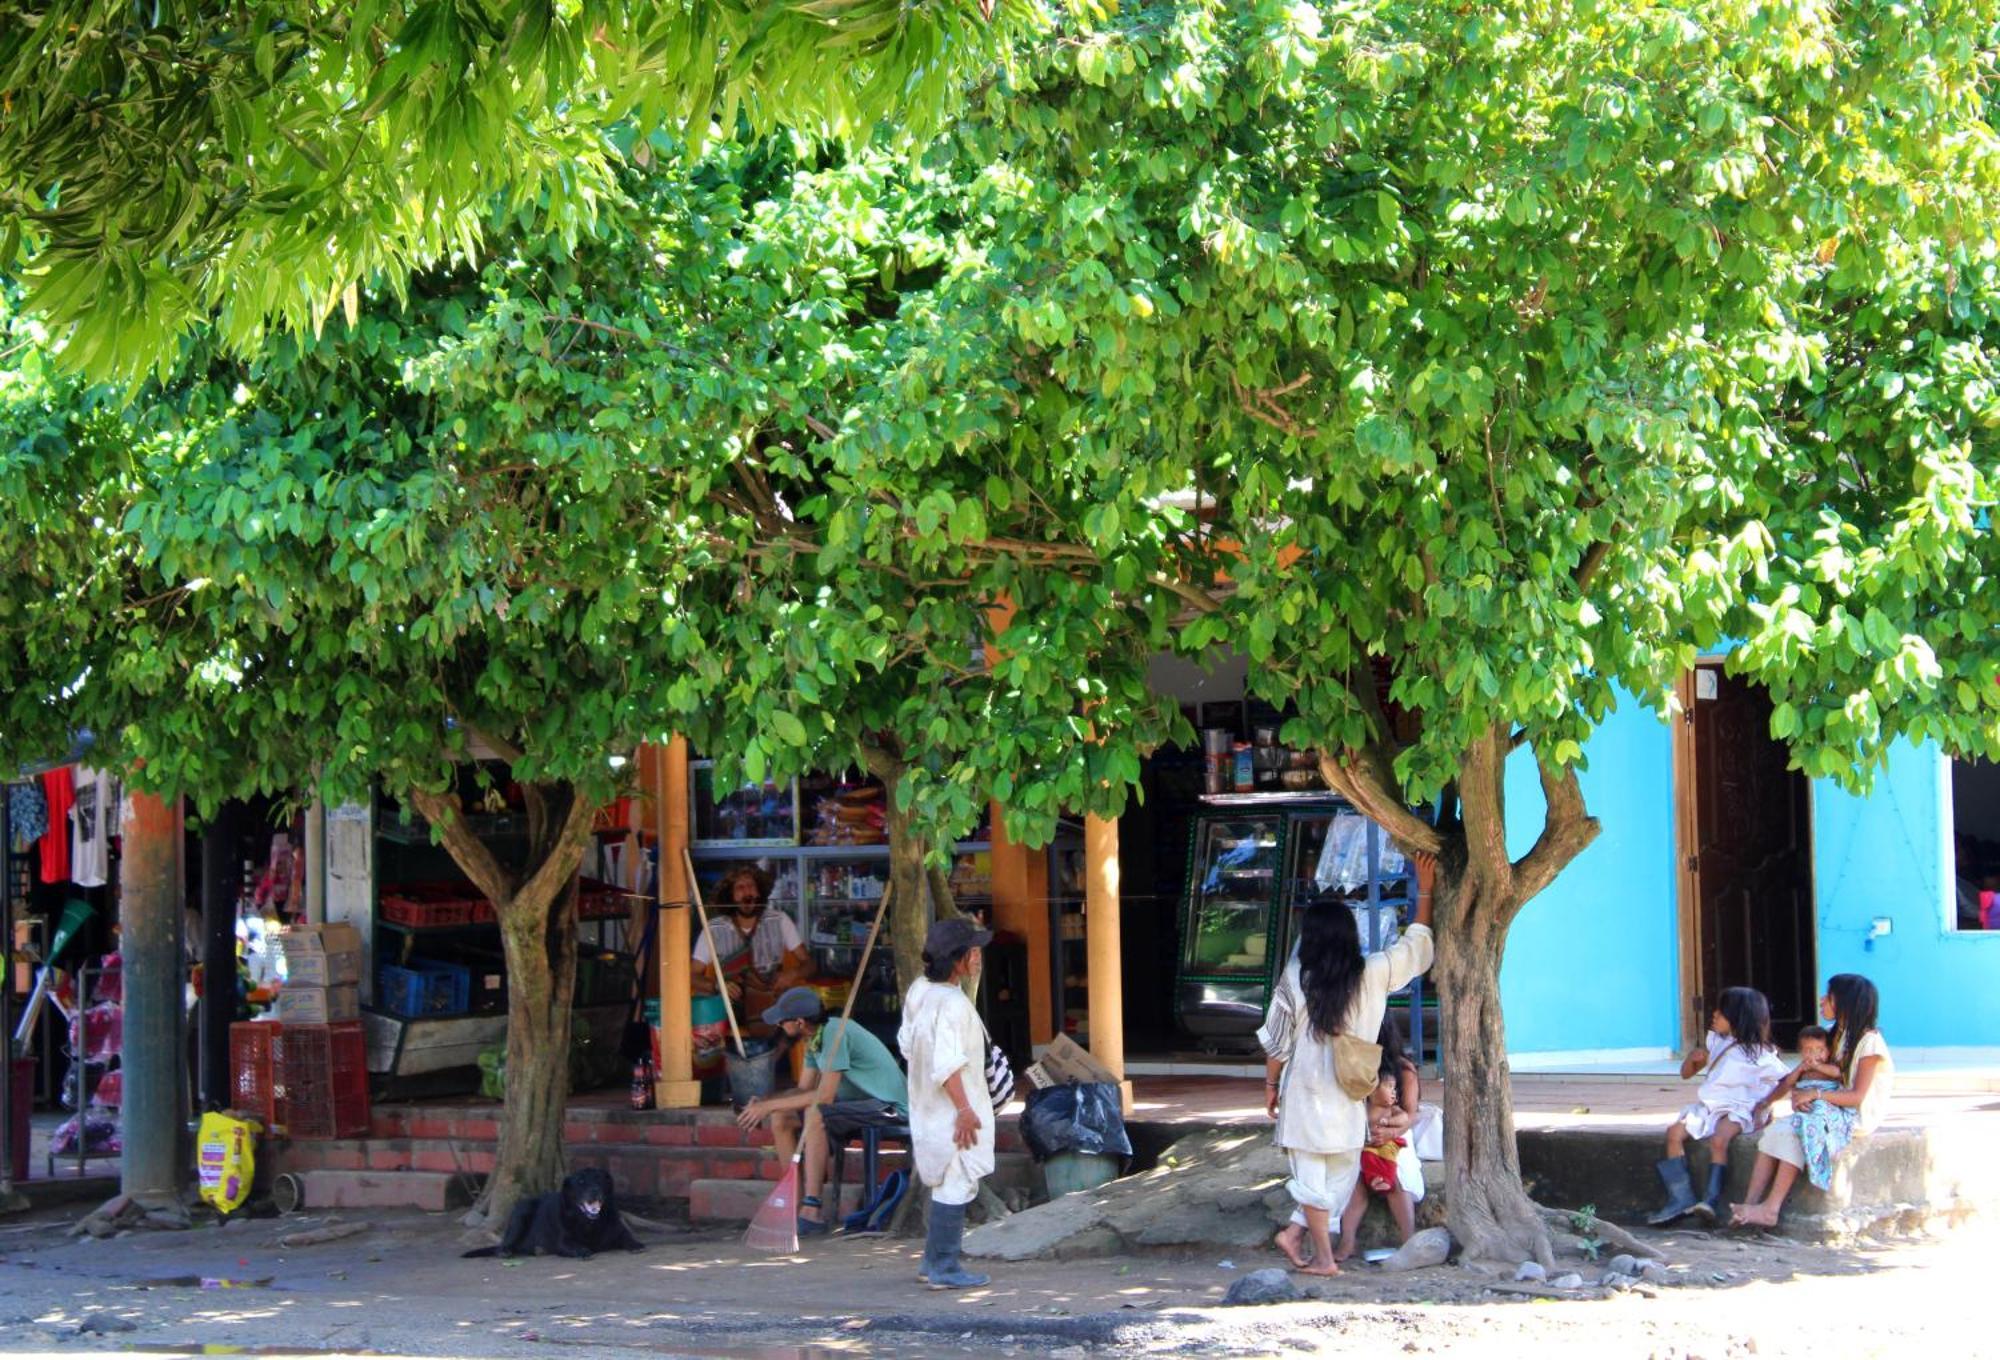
[1693,1162,1728,1222]
[923,1200,990,1290]
[1646,1155,1700,1225]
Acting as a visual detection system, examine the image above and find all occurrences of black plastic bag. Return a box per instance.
[1019,1081,1133,1162]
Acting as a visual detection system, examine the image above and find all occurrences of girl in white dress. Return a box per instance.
[1647,986,1789,1224]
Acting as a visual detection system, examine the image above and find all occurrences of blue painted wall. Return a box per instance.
[1814,742,2000,1050]
[1499,704,1683,1055]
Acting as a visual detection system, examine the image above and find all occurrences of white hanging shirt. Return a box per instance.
[69,767,117,889]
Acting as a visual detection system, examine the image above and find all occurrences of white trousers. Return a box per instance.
[1285,1148,1361,1226]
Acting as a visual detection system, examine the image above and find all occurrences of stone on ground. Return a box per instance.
[1514,1260,1548,1282]
[1222,1267,1302,1305]
[1380,1226,1452,1272]
[963,1128,1441,1262]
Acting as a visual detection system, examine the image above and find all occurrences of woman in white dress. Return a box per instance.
[1261,853,1436,1275]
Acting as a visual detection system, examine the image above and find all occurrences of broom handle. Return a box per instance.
[684,848,747,1057]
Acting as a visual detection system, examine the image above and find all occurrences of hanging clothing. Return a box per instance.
[8,782,49,853]
[70,766,117,889]
[39,766,75,885]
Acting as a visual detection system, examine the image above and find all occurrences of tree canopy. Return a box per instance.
[0,0,1064,379]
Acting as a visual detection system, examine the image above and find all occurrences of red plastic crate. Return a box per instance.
[380,895,477,927]
[276,1021,371,1140]
[229,1022,283,1125]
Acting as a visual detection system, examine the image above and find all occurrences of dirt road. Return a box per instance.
[0,1202,1981,1358]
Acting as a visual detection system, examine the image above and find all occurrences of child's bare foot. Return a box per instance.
[1272,1225,1310,1269]
[1295,1260,1342,1277]
[1730,1201,1779,1228]
[1331,1238,1357,1262]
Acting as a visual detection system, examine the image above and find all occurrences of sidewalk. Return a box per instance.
[1127,1070,2000,1134]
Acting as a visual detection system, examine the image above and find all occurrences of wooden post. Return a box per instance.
[987,805,1054,1046]
[1084,811,1132,1114]
[653,738,701,1108]
[120,789,186,1206]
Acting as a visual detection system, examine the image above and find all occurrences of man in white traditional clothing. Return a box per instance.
[897,917,995,1290]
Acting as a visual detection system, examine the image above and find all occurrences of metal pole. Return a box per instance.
[199,805,243,1110]
[119,790,184,1205]
[75,961,88,1181]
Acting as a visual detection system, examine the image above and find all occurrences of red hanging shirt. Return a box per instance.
[40,765,74,885]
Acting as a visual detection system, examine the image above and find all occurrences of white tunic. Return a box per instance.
[897,977,995,1205]
[1256,924,1434,1155]
[1680,1031,1790,1134]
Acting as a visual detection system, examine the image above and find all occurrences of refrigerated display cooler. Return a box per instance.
[1174,796,1429,1056]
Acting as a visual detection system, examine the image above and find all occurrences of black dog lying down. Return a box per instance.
[463,1168,645,1260]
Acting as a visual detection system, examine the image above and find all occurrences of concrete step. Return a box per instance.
[272,1134,939,1206]
[688,1150,1042,1225]
[690,1178,870,1223]
[365,1100,1029,1155]
[287,1169,473,1213]
[1520,1121,2000,1241]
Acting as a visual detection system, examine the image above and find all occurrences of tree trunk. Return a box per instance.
[1433,875,1555,1269]
[880,765,932,996]
[409,777,599,1227]
[485,873,582,1222]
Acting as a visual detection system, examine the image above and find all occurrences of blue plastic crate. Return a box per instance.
[376,961,471,1018]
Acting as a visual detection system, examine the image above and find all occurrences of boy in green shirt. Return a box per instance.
[737,987,909,1234]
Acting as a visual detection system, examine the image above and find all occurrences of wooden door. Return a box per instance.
[1687,666,1818,1045]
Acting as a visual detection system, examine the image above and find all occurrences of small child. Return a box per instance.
[1754,1026,1842,1119]
[1335,1065,1417,1260]
[1647,987,1788,1225]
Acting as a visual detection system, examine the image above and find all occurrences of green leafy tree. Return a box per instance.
[0,0,1070,379]
[946,0,2000,1264]
[568,141,1191,989]
[0,174,732,1219]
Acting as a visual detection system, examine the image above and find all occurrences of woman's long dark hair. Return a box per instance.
[1826,973,1881,1081]
[1296,898,1365,1041]
[1715,986,1775,1058]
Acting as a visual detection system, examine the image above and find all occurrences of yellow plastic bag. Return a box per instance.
[196,1111,259,1214]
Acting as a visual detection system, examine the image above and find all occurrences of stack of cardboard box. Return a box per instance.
[274,923,364,1023]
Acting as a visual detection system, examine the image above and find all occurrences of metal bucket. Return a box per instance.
[724,1040,782,1110]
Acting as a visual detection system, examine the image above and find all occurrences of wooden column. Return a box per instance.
[988,805,1053,1046]
[653,738,701,1108]
[1084,811,1133,1113]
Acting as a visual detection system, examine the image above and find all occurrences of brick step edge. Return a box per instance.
[367,1107,1029,1155]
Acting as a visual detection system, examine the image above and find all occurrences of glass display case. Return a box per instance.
[1175,798,1425,1053]
[1046,829,1087,1040]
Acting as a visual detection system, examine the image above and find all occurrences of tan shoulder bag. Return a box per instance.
[1332,1033,1384,1101]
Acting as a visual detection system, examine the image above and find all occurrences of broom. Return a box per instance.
[744,882,893,1255]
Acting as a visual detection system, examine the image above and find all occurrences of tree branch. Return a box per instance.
[408,785,515,906]
[1316,751,1444,858]
[1510,749,1601,914]
[515,785,600,928]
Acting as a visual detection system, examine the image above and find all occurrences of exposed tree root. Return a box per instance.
[1537,1205,1665,1261]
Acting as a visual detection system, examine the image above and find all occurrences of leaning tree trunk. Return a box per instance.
[1434,873,1555,1269]
[410,779,599,1227]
